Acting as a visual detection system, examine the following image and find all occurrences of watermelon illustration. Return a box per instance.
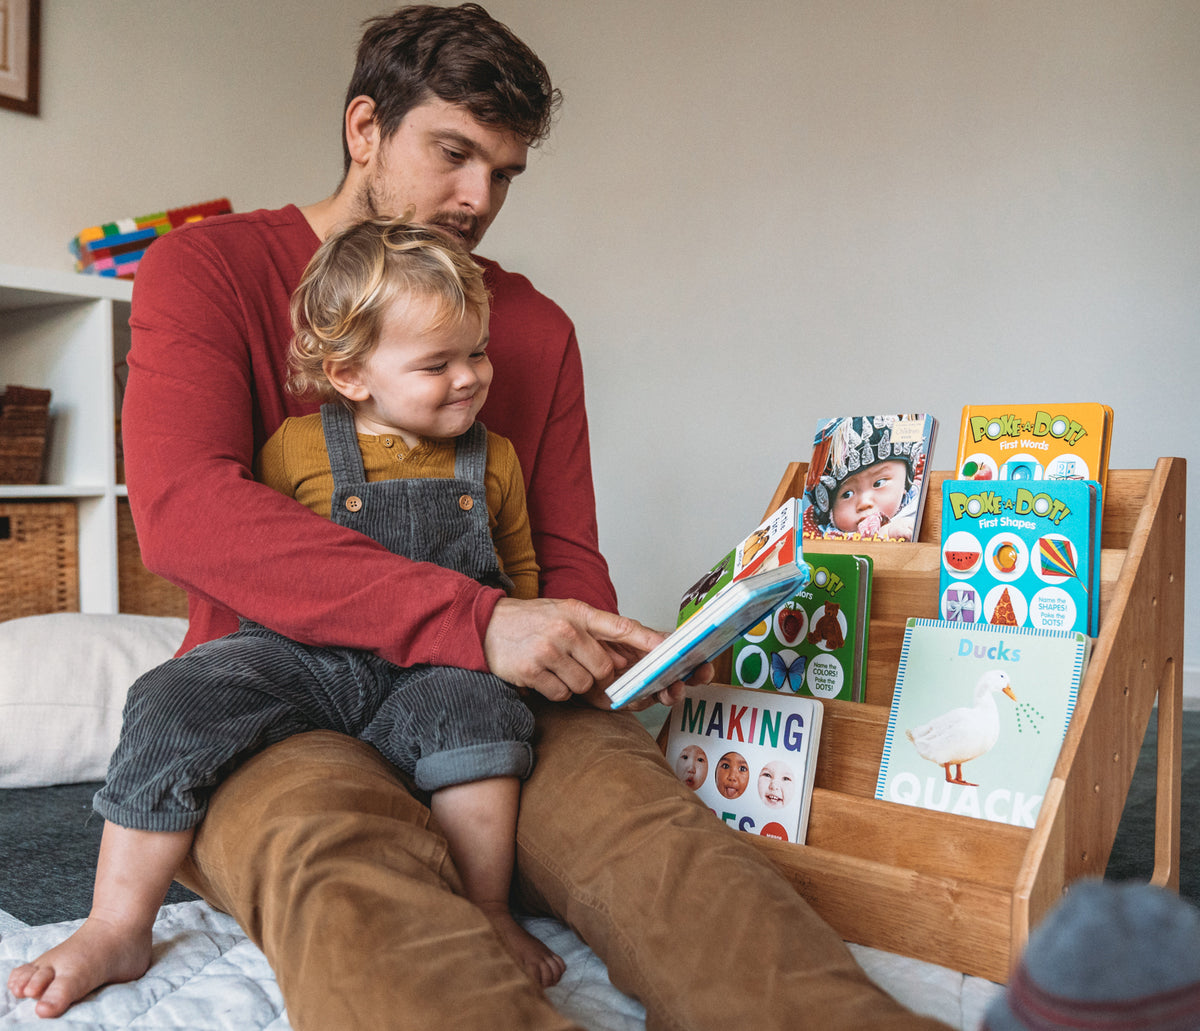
[944,550,981,571]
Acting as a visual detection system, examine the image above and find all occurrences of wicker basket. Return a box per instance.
[0,385,52,485]
[117,500,189,617]
[0,500,80,621]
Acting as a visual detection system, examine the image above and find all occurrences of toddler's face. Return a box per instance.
[340,294,492,448]
[831,459,908,534]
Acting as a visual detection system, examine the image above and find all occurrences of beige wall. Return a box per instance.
[3,1,1198,679]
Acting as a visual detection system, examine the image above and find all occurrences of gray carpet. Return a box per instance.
[0,710,1195,926]
[0,782,198,926]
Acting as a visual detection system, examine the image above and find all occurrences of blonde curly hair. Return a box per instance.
[287,217,489,402]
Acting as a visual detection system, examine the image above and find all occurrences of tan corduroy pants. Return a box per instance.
[178,700,951,1031]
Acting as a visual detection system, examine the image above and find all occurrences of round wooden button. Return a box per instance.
[345,495,363,512]
[458,494,474,511]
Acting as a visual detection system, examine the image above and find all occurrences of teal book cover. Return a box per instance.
[606,498,810,709]
[938,478,1101,636]
[874,619,1090,828]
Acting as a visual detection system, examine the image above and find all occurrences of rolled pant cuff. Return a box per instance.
[92,789,207,832]
[414,740,534,792]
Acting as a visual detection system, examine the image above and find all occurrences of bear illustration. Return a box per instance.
[806,601,845,651]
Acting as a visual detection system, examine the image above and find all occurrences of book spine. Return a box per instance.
[875,619,920,798]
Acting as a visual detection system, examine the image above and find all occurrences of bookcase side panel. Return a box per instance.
[1052,458,1185,888]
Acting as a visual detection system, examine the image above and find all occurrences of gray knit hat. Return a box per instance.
[983,880,1200,1031]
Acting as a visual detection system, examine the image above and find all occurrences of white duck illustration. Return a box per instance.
[905,670,1016,786]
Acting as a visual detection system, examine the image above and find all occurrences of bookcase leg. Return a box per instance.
[1151,657,1182,891]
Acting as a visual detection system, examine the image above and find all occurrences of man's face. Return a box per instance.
[360,98,529,252]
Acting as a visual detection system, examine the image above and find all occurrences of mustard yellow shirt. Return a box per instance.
[255,413,539,600]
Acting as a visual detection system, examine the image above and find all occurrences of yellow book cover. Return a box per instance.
[954,403,1113,494]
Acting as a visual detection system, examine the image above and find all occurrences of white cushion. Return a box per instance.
[0,612,187,788]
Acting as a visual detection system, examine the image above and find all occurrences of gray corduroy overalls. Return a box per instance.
[94,405,535,832]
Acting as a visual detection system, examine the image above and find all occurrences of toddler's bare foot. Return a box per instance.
[478,901,566,988]
[6,915,152,1018]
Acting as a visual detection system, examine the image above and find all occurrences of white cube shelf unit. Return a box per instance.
[0,264,133,613]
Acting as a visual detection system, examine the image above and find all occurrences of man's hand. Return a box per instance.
[480,597,656,703]
[483,597,714,709]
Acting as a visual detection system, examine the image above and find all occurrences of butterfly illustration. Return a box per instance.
[770,651,806,693]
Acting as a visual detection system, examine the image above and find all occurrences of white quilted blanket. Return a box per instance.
[0,901,1001,1029]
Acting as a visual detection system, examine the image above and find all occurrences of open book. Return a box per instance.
[606,498,811,709]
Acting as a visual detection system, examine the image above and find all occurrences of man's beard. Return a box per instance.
[362,183,482,252]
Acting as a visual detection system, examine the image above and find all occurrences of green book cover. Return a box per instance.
[730,551,872,703]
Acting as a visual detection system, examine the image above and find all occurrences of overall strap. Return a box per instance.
[320,403,367,488]
[454,422,489,486]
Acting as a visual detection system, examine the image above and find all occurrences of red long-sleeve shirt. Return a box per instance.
[124,205,616,668]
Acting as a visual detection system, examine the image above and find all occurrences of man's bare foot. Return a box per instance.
[477,901,566,988]
[6,915,153,1018]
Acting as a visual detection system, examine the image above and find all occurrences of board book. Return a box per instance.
[665,682,823,844]
[730,551,873,702]
[606,498,811,709]
[954,402,1113,495]
[938,478,1102,636]
[800,413,938,543]
[874,618,1091,828]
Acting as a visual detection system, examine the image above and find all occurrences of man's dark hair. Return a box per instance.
[342,3,561,173]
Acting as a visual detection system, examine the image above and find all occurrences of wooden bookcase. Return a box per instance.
[664,458,1185,983]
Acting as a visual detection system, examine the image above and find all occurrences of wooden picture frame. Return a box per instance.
[0,0,39,116]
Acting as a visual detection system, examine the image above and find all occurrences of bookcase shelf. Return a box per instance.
[667,458,1185,983]
[0,266,187,618]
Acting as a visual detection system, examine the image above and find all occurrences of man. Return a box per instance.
[123,5,949,1029]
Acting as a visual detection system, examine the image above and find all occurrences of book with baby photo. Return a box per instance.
[729,551,873,703]
[874,618,1091,829]
[665,682,823,845]
[606,497,811,710]
[800,413,938,543]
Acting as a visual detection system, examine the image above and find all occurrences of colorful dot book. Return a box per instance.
[605,497,811,710]
[953,402,1113,497]
[938,477,1102,636]
[729,550,873,703]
